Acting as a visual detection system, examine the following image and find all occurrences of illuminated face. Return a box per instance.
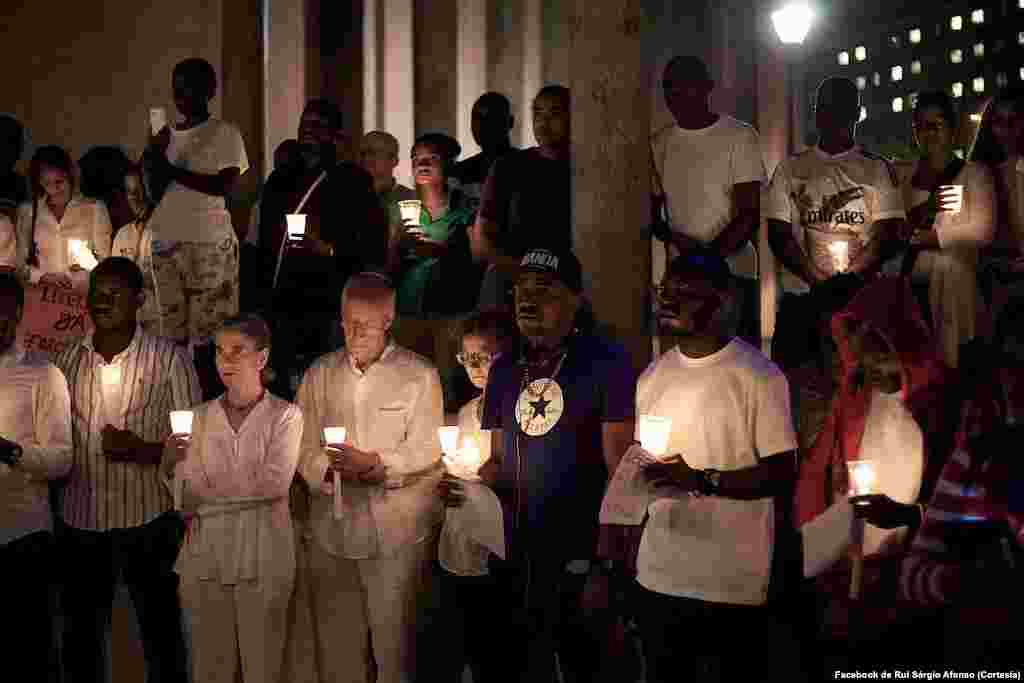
[411,143,445,186]
[459,333,500,390]
[215,329,268,388]
[87,274,140,332]
[40,166,72,205]
[532,93,570,149]
[341,297,394,368]
[514,271,578,342]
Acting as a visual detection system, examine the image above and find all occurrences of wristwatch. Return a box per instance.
[699,468,722,496]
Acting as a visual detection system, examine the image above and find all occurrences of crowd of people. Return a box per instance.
[0,50,1023,683]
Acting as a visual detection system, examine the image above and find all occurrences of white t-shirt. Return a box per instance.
[635,339,797,606]
[857,389,924,557]
[148,118,249,243]
[651,115,766,278]
[16,195,113,289]
[764,146,905,291]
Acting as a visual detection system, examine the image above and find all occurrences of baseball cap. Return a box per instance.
[518,248,583,294]
[665,248,732,291]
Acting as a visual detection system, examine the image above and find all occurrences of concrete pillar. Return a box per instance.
[570,1,651,370]
[264,0,307,180]
[519,0,543,149]
[455,0,488,157]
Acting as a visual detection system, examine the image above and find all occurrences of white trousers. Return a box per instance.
[913,247,982,368]
[307,539,432,683]
[180,575,292,683]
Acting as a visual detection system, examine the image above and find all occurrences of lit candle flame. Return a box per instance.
[828,241,850,273]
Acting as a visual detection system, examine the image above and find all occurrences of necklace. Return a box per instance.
[516,349,568,437]
[222,391,264,413]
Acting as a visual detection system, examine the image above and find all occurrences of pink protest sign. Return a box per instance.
[17,284,92,357]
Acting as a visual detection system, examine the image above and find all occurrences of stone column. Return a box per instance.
[264,0,307,180]
[569,1,651,370]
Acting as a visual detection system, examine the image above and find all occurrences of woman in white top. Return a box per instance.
[15,146,112,291]
[432,309,517,683]
[144,58,248,347]
[901,91,996,368]
[163,314,302,683]
[112,164,161,333]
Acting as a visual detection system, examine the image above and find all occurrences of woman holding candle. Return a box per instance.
[391,133,481,317]
[15,145,112,290]
[428,309,517,682]
[162,313,302,683]
[899,90,996,368]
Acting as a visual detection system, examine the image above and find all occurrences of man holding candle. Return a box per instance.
[52,257,202,683]
[295,272,443,683]
[477,248,637,682]
[651,56,766,344]
[260,99,387,399]
[610,249,798,682]
[765,76,907,370]
[0,272,73,675]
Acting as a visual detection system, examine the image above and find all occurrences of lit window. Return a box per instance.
[952,82,964,98]
[873,72,882,86]
[974,43,985,58]
[911,60,922,75]
[971,9,984,24]
[909,92,919,109]
[909,28,922,44]
[838,51,850,66]
[951,16,963,31]
[998,72,1009,88]
[951,49,963,64]
[973,76,985,93]
[860,106,868,122]
[1019,31,1024,45]
[891,66,903,81]
[856,76,867,90]
[892,97,904,113]
[855,46,867,62]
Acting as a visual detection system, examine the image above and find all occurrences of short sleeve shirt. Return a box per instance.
[481,333,636,560]
[764,146,904,281]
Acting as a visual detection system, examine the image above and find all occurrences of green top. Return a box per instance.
[395,190,475,316]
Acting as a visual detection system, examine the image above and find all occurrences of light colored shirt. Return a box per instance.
[764,145,905,291]
[651,115,766,278]
[53,327,202,531]
[635,340,797,606]
[899,160,996,250]
[173,393,302,587]
[111,221,161,334]
[148,118,249,243]
[16,194,112,289]
[296,343,444,559]
[0,347,72,545]
[0,214,15,268]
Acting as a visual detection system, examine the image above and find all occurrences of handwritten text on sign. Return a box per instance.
[17,284,92,357]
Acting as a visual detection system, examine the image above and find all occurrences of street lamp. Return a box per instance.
[772,3,814,45]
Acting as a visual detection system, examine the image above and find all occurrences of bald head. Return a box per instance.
[341,273,396,369]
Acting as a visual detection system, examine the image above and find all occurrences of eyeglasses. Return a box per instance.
[456,351,496,368]
[215,345,265,362]
[343,319,391,337]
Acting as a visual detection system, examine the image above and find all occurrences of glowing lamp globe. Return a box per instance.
[772,3,814,45]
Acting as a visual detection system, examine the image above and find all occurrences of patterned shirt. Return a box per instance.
[54,326,202,531]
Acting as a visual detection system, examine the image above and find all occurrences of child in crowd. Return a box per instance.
[430,309,517,683]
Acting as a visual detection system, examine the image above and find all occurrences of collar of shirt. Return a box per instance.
[82,324,145,365]
[0,344,25,369]
[813,144,861,161]
[346,341,397,377]
[37,192,87,220]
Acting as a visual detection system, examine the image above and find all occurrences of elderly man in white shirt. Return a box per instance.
[297,271,444,683]
[0,272,73,674]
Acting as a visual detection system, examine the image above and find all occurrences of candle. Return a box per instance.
[323,426,347,519]
[438,426,460,456]
[847,460,877,498]
[638,415,672,460]
[398,200,422,226]
[169,410,194,436]
[443,441,484,480]
[68,239,86,268]
[286,214,307,240]
[827,240,850,273]
[100,364,122,387]
[150,107,167,135]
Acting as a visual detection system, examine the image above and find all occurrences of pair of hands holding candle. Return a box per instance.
[632,415,703,493]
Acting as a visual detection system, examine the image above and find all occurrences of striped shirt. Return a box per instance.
[53,326,202,531]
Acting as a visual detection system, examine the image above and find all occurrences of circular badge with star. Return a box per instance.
[516,378,565,436]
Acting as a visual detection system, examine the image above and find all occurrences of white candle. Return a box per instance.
[169,410,194,436]
[638,415,672,460]
[323,426,347,519]
[68,239,86,268]
[286,214,307,240]
[847,460,878,498]
[398,200,422,226]
[827,241,850,273]
[438,426,460,456]
[150,107,168,135]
